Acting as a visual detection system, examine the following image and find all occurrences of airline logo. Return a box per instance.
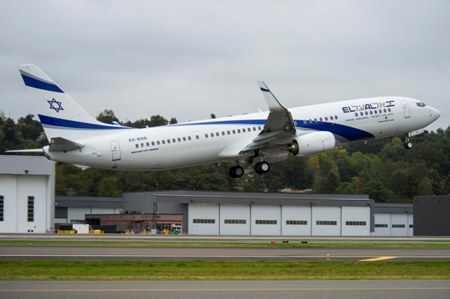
[47,98,64,113]
[341,100,395,113]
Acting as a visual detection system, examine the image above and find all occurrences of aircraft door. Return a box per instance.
[401,100,411,118]
[110,141,121,161]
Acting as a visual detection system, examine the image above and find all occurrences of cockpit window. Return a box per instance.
[416,102,426,107]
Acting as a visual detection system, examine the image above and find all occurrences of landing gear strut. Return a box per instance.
[404,135,413,149]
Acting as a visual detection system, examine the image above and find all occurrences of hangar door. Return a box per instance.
[220,205,250,235]
[189,204,219,235]
[312,206,341,236]
[251,205,281,235]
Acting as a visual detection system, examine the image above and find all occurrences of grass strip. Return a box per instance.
[0,260,449,280]
[1,240,450,248]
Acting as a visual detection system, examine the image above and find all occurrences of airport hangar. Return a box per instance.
[57,193,417,237]
[2,155,448,237]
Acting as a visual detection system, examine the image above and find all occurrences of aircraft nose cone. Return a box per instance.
[431,107,441,121]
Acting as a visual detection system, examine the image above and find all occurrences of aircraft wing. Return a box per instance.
[240,82,297,154]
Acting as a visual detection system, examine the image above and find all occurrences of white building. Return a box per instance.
[0,155,54,233]
[374,204,414,237]
[0,154,415,237]
[125,191,376,236]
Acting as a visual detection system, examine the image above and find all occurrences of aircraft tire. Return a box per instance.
[254,161,270,174]
[229,166,244,178]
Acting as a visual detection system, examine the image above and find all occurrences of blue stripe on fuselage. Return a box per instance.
[38,114,131,130]
[37,114,373,140]
[21,73,64,93]
[297,120,374,141]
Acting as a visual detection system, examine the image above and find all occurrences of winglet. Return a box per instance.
[258,81,296,134]
[258,81,288,111]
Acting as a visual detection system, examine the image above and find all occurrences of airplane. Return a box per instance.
[8,64,441,178]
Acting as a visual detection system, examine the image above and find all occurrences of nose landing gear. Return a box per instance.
[404,135,413,149]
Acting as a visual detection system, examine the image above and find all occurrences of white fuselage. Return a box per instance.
[44,96,440,170]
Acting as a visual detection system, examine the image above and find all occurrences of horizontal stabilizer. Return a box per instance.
[6,148,44,154]
[49,137,84,152]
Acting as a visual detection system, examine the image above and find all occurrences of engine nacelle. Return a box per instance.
[289,131,336,156]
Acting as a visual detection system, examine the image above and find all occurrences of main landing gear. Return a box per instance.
[254,161,270,175]
[229,165,244,178]
[229,161,271,178]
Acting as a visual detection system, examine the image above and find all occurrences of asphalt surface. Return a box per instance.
[0,245,450,260]
[1,280,450,299]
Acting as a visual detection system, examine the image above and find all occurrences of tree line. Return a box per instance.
[1,110,449,202]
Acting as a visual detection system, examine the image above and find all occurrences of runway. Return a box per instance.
[1,245,450,260]
[1,280,449,299]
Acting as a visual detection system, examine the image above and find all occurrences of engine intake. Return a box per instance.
[289,131,336,156]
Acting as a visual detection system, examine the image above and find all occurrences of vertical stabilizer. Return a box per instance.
[19,64,129,141]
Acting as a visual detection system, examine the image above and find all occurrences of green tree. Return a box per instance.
[363,180,393,202]
[98,176,122,197]
[96,109,119,124]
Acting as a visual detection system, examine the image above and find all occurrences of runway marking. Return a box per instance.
[359,256,397,262]
[1,254,450,260]
[2,287,450,292]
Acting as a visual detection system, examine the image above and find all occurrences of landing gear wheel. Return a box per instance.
[229,165,244,178]
[404,136,413,149]
[254,161,270,175]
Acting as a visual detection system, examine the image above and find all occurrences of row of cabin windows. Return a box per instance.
[135,126,263,149]
[355,108,391,117]
[136,135,194,148]
[303,115,338,124]
[205,126,262,139]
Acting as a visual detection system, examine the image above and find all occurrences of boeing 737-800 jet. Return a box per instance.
[9,64,441,178]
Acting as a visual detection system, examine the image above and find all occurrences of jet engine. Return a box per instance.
[288,131,336,156]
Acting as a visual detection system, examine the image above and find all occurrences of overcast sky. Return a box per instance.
[0,0,448,130]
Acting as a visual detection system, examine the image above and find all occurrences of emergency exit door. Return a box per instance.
[110,141,121,161]
[401,100,411,118]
